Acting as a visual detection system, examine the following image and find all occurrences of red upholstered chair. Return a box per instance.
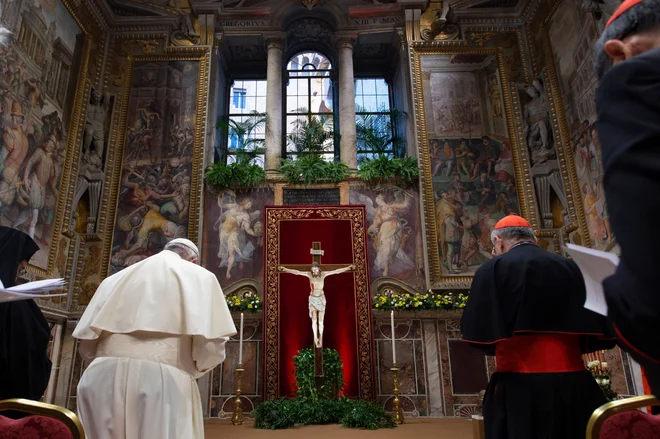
[587,395,660,439]
[0,398,85,439]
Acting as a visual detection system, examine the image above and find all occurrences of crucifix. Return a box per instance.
[277,242,355,377]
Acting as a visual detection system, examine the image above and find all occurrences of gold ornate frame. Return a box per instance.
[24,0,97,279]
[99,48,211,284]
[262,206,375,401]
[410,43,531,288]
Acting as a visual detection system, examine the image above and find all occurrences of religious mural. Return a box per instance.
[422,56,519,275]
[0,0,81,269]
[350,184,424,290]
[201,188,271,287]
[109,60,198,274]
[548,0,611,250]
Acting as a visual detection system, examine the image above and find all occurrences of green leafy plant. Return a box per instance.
[205,112,267,189]
[278,110,349,185]
[293,348,344,400]
[287,113,334,155]
[279,155,349,185]
[356,107,407,158]
[253,398,395,430]
[373,290,468,311]
[357,156,419,182]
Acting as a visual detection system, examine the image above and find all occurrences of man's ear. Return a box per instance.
[191,257,200,265]
[604,39,632,64]
[533,236,538,245]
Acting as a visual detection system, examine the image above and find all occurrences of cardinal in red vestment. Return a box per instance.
[461,215,616,439]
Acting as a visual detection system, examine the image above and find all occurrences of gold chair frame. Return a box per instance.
[0,398,85,439]
[586,395,660,439]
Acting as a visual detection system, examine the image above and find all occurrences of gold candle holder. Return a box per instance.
[391,365,404,424]
[231,366,245,425]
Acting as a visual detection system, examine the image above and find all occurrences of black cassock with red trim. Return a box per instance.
[461,217,615,439]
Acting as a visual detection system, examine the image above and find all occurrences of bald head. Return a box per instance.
[164,238,200,264]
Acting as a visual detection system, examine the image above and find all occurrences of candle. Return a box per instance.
[390,310,397,365]
[238,313,244,365]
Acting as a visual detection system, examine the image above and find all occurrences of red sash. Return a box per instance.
[495,334,585,373]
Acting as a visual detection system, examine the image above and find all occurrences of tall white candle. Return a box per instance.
[238,313,244,365]
[390,310,397,365]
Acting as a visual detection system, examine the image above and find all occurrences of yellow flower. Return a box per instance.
[375,303,380,308]
[248,304,253,309]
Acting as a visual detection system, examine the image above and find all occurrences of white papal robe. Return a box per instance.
[73,249,237,439]
[76,332,226,439]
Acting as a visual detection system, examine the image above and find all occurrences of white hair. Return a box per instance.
[490,226,535,245]
[164,238,199,262]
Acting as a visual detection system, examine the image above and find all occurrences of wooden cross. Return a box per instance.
[279,242,347,379]
[279,242,348,272]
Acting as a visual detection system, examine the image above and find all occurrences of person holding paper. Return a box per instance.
[73,238,236,439]
[594,0,660,397]
[0,226,52,417]
[461,215,616,439]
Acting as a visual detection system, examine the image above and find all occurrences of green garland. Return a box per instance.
[226,292,262,312]
[373,291,468,311]
[228,291,468,312]
[253,347,395,430]
[293,348,344,400]
[253,398,396,430]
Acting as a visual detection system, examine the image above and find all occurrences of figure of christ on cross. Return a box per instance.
[277,242,355,349]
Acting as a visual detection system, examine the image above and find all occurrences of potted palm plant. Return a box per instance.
[355,108,419,182]
[205,111,267,189]
[279,109,349,185]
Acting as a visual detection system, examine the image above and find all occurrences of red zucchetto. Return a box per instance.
[606,0,643,28]
[494,215,531,229]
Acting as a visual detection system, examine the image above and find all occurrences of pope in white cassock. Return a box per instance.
[73,238,237,439]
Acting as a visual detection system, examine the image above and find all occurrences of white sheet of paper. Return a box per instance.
[0,278,67,303]
[564,244,619,316]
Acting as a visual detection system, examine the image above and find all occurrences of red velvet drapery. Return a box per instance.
[263,206,376,401]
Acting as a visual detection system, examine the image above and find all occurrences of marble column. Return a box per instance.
[336,36,358,171]
[265,37,284,174]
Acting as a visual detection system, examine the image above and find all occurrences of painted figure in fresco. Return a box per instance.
[0,101,28,212]
[522,80,554,165]
[13,134,57,239]
[215,191,263,280]
[470,136,497,179]
[82,90,110,168]
[583,182,608,245]
[494,140,514,182]
[365,192,415,277]
[475,172,496,208]
[455,138,475,176]
[113,208,180,264]
[487,76,502,119]
[277,262,355,348]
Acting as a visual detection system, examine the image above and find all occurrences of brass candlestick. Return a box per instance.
[391,365,404,424]
[231,366,245,425]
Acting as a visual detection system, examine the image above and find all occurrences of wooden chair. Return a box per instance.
[0,398,85,439]
[586,395,660,439]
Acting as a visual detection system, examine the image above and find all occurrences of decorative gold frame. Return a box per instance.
[0,398,86,439]
[23,0,97,279]
[410,43,531,288]
[262,206,376,401]
[98,48,211,282]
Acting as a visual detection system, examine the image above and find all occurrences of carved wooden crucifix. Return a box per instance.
[279,242,351,378]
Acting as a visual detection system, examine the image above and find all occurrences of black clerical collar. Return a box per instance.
[509,241,537,251]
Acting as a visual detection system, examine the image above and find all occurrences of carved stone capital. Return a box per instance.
[265,35,286,51]
[334,33,357,50]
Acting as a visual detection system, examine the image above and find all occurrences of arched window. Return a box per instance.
[285,51,336,160]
